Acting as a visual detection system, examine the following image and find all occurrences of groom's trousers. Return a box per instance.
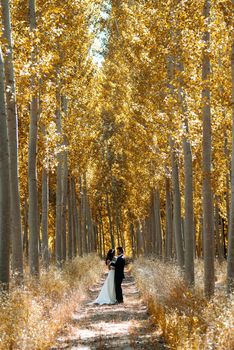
[115,277,123,302]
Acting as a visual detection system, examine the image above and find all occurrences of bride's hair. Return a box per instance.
[105,249,115,265]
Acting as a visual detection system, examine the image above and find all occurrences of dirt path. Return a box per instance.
[52,270,165,349]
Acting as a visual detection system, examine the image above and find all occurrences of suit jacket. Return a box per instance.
[111,254,125,281]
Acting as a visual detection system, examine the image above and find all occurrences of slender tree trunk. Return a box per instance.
[215,200,223,262]
[154,190,162,258]
[67,178,73,260]
[183,126,195,285]
[86,199,94,252]
[227,6,234,292]
[0,49,11,289]
[28,0,39,276]
[23,199,28,258]
[41,166,49,268]
[197,217,203,258]
[99,210,105,257]
[150,195,156,254]
[1,0,23,280]
[61,97,68,262]
[106,193,114,248]
[71,177,77,257]
[141,220,146,255]
[72,177,82,256]
[61,150,68,262]
[118,209,125,250]
[202,0,215,297]
[55,87,63,267]
[224,130,230,225]
[170,137,184,269]
[98,219,102,258]
[130,223,135,258]
[77,198,82,256]
[81,175,88,254]
[165,177,173,260]
[222,218,227,258]
[115,206,120,247]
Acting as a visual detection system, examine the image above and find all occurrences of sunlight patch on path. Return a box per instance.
[52,271,165,350]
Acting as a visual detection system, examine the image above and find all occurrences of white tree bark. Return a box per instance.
[165,177,173,259]
[41,166,49,269]
[61,97,68,262]
[202,0,215,297]
[154,190,162,257]
[106,192,115,249]
[80,176,88,254]
[71,177,79,257]
[170,137,184,269]
[0,48,11,289]
[1,0,23,279]
[67,178,73,259]
[183,129,195,285]
[55,89,62,267]
[28,0,39,276]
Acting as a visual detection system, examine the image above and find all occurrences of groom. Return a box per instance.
[111,246,125,303]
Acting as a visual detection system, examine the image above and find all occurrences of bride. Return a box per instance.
[94,249,117,305]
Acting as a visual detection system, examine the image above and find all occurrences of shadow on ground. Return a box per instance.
[51,270,166,350]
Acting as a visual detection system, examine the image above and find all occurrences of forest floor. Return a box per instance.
[51,269,166,350]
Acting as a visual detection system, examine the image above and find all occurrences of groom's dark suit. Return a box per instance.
[111,254,125,303]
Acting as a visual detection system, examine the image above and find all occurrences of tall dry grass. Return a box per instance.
[0,254,103,350]
[133,258,234,350]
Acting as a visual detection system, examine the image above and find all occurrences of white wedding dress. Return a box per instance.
[94,267,117,305]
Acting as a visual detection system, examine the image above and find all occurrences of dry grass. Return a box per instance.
[0,254,103,350]
[133,258,234,350]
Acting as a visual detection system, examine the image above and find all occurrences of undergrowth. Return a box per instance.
[0,254,103,350]
[133,258,234,350]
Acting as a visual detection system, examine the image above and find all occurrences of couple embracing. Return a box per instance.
[94,247,125,305]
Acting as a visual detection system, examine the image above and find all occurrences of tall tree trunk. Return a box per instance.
[202,0,214,297]
[83,174,91,252]
[215,200,223,262]
[86,199,94,252]
[73,177,82,256]
[183,125,195,285]
[170,137,184,269]
[197,217,203,258]
[1,0,23,280]
[23,199,28,258]
[227,5,234,292]
[98,220,102,258]
[222,218,227,258]
[41,167,49,269]
[115,206,120,247]
[77,198,82,256]
[0,49,11,289]
[154,190,162,258]
[99,209,105,257]
[61,150,68,262]
[81,175,88,254]
[118,209,125,250]
[28,0,39,276]
[71,177,77,257]
[130,223,135,258]
[55,89,62,267]
[151,195,156,254]
[61,97,68,262]
[106,193,114,248]
[67,178,73,260]
[165,177,173,260]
